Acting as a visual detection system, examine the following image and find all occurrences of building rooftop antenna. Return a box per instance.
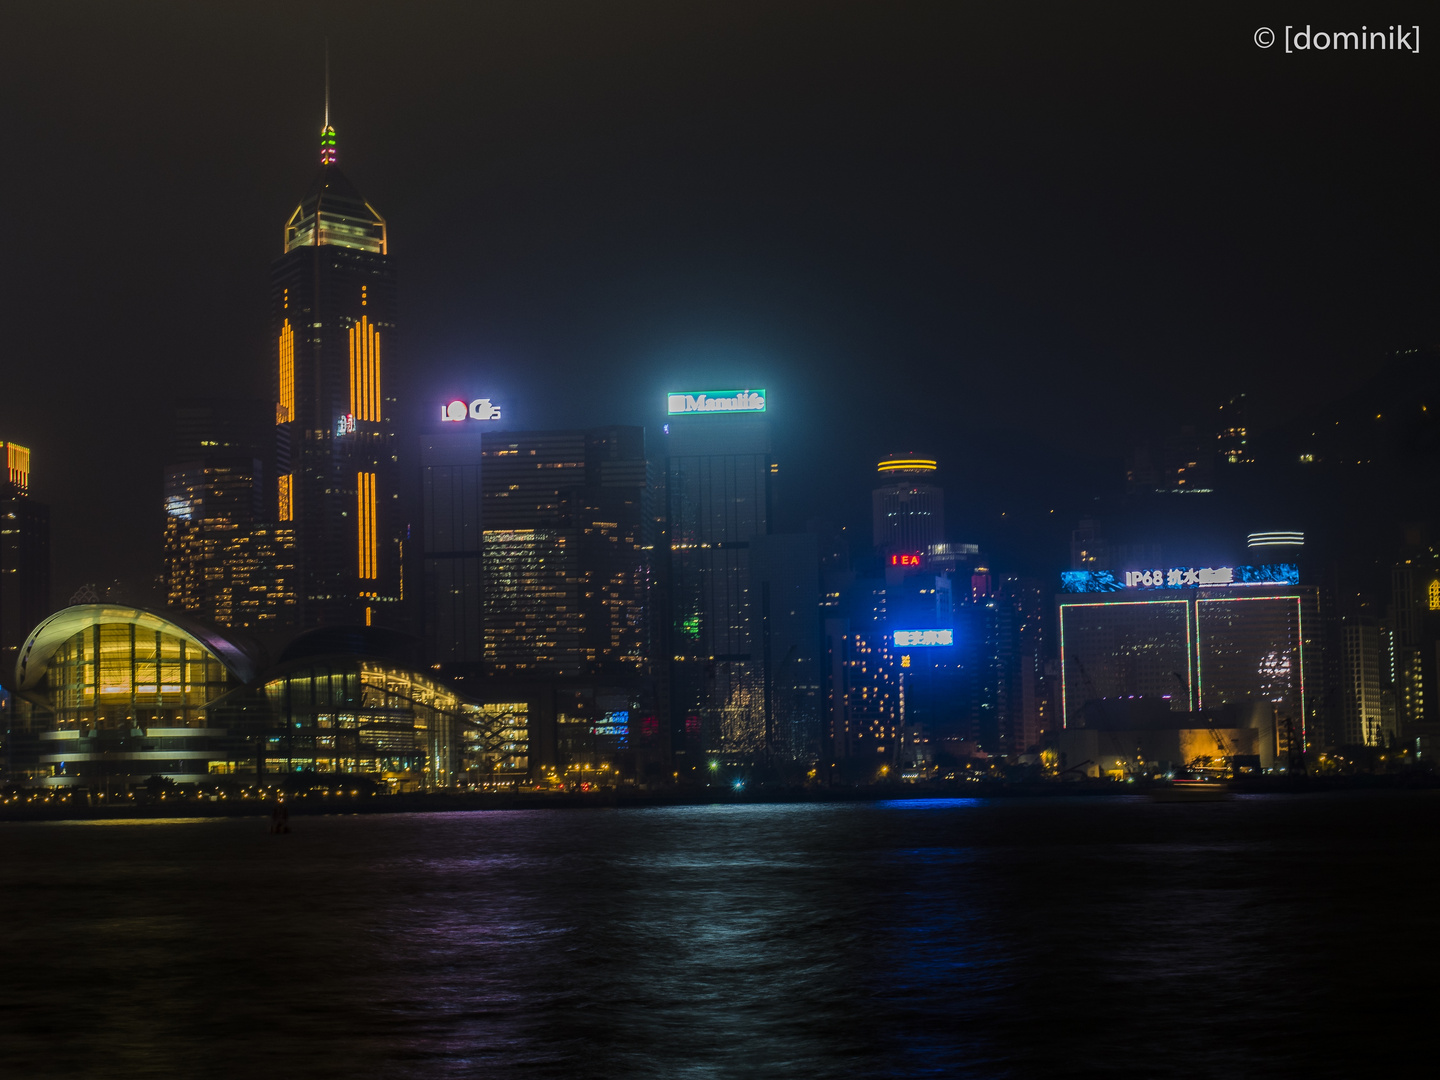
[320,39,337,166]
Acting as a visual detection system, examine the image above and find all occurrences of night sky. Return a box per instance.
[1,1,1434,598]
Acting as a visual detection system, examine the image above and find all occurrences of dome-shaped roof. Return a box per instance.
[14,604,266,689]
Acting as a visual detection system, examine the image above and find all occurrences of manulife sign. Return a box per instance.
[667,389,767,415]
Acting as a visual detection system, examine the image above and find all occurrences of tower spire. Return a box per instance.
[320,40,337,166]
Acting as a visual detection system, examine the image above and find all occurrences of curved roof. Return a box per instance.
[13,605,266,690]
[274,624,422,670]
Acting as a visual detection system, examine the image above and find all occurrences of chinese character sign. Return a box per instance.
[892,629,954,647]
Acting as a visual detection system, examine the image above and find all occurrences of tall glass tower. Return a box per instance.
[271,107,401,628]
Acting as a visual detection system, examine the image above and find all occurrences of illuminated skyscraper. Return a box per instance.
[162,400,296,632]
[476,427,651,677]
[271,102,401,629]
[666,411,772,763]
[0,442,50,672]
[872,454,944,555]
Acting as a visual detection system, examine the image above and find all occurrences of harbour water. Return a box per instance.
[2,792,1434,1077]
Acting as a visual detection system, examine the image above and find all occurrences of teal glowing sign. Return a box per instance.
[667,390,766,415]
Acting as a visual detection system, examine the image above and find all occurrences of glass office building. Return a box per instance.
[1059,581,1319,749]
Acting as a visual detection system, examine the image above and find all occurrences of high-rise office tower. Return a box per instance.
[476,426,651,677]
[419,426,485,664]
[162,400,296,632]
[0,442,50,672]
[271,101,401,629]
[665,398,786,764]
[872,454,944,555]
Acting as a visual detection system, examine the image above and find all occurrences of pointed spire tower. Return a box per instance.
[270,48,399,630]
[320,45,337,166]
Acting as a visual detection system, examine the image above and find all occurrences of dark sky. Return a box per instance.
[1,1,1434,596]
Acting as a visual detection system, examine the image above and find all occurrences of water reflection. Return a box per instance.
[0,796,1434,1077]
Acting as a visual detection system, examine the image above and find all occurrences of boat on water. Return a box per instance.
[1149,780,1233,802]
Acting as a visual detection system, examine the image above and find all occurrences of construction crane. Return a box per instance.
[1173,671,1231,777]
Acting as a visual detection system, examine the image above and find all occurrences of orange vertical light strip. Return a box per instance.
[360,315,371,420]
[357,472,377,579]
[363,320,372,420]
[348,324,358,418]
[278,474,293,521]
[277,321,295,424]
[371,324,381,421]
[365,319,377,420]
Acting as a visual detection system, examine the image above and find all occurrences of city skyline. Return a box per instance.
[1,3,1435,597]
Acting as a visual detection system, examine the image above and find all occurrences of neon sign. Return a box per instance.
[890,553,924,568]
[893,629,953,647]
[335,413,356,435]
[1061,563,1299,593]
[441,398,502,422]
[667,390,766,415]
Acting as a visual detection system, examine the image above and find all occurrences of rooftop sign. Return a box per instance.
[441,398,502,422]
[1061,563,1300,593]
[667,390,766,415]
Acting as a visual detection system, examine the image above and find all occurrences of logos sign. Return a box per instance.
[335,413,356,435]
[893,629,954,648]
[890,552,924,568]
[441,398,502,422]
[666,389,766,415]
[1061,563,1300,593]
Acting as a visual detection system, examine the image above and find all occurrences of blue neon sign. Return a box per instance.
[893,629,954,647]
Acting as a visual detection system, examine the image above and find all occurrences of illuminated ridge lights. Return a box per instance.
[1247,531,1305,548]
[876,457,937,474]
[666,390,766,416]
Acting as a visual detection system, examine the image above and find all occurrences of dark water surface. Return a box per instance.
[2,793,1435,1078]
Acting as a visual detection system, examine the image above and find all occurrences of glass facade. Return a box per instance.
[667,415,771,762]
[1060,587,1320,747]
[483,528,583,674]
[8,607,528,791]
[421,438,484,663]
[263,661,529,789]
[1059,599,1192,726]
[33,621,241,788]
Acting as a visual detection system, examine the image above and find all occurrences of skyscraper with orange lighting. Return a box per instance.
[271,108,401,628]
[1,442,50,672]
